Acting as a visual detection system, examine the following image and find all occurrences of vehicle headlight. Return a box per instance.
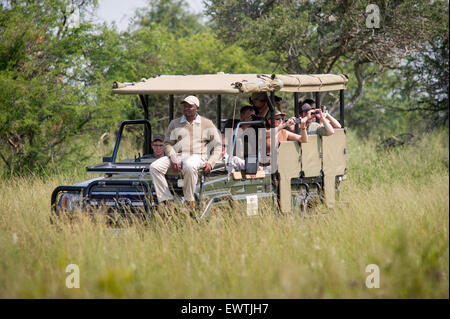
[58,192,82,212]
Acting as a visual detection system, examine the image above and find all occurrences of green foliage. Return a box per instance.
[400,37,449,129]
[0,0,448,176]
[132,0,204,36]
[0,0,272,176]
[342,67,423,138]
[0,0,100,175]
[204,0,449,134]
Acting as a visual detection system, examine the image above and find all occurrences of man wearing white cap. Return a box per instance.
[150,95,222,208]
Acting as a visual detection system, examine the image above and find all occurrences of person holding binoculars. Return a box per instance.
[302,98,342,129]
[289,102,335,136]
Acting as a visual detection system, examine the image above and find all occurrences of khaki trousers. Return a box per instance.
[150,154,205,202]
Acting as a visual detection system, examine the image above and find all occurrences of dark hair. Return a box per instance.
[303,98,315,105]
[240,105,255,114]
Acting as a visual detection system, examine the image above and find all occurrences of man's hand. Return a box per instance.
[203,162,212,174]
[315,109,325,121]
[170,159,182,172]
[285,117,296,127]
[300,116,308,130]
[277,117,295,132]
[168,152,181,172]
[243,113,254,122]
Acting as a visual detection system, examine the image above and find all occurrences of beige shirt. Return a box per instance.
[307,121,329,136]
[164,114,222,167]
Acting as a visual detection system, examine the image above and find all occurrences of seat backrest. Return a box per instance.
[300,134,321,177]
[322,128,346,176]
[321,128,346,208]
[278,141,302,213]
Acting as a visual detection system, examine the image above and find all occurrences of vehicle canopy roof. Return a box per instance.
[112,73,348,95]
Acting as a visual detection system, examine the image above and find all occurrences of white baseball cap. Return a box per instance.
[181,95,200,107]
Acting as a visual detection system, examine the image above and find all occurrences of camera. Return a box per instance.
[293,117,302,124]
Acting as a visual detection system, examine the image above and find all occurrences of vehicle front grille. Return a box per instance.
[86,181,155,215]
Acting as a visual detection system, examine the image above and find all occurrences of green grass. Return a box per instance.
[0,129,448,298]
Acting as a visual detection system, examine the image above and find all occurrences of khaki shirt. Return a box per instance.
[307,121,329,136]
[164,114,222,167]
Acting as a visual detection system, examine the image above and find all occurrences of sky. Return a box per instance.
[93,0,206,32]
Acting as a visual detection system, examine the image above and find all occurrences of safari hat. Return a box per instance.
[299,103,312,113]
[250,92,268,101]
[152,134,165,143]
[273,109,286,118]
[181,95,200,107]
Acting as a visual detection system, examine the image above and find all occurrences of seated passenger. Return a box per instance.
[274,95,283,112]
[249,92,270,120]
[149,134,165,159]
[222,105,257,132]
[150,95,221,207]
[264,109,308,158]
[288,102,335,136]
[302,98,341,129]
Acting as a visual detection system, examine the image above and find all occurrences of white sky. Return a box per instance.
[92,0,205,31]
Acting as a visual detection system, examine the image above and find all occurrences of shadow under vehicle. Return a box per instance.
[51,73,348,220]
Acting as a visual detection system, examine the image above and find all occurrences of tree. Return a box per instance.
[131,0,204,35]
[398,4,449,129]
[0,0,100,175]
[113,0,273,134]
[204,0,445,113]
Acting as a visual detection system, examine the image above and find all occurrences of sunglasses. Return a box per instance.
[275,117,284,120]
[152,144,164,147]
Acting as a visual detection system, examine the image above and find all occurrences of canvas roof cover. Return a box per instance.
[112,73,348,95]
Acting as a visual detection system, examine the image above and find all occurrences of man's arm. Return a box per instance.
[317,110,335,136]
[277,117,295,133]
[324,112,342,128]
[204,126,222,173]
[286,118,308,143]
[164,121,181,169]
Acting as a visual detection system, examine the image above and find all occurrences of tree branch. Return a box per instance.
[0,151,11,171]
[345,61,365,110]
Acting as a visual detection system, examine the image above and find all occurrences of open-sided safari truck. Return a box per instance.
[51,73,348,219]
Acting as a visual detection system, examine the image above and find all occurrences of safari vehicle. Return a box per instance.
[51,73,348,219]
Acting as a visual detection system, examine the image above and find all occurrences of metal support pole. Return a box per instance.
[169,94,174,121]
[217,94,222,131]
[144,95,149,119]
[269,91,278,214]
[139,95,151,155]
[294,92,299,134]
[269,92,275,129]
[340,89,345,128]
[144,95,151,154]
[315,92,321,110]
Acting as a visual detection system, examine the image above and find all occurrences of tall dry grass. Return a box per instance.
[0,130,448,298]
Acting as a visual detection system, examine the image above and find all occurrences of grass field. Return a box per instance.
[0,130,448,298]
